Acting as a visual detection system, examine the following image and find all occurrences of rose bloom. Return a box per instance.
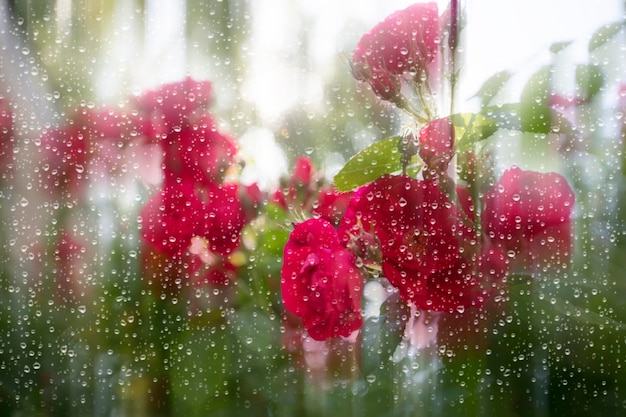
[38,124,90,198]
[351,3,439,94]
[78,106,163,186]
[340,175,504,312]
[390,247,507,312]
[139,178,245,260]
[281,218,364,341]
[160,115,238,186]
[353,67,401,102]
[134,76,213,133]
[311,186,354,227]
[482,166,575,272]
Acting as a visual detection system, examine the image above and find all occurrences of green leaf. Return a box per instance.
[450,112,499,151]
[519,65,554,133]
[589,21,625,51]
[482,103,573,135]
[360,292,408,376]
[549,40,573,54]
[333,136,407,192]
[575,64,605,101]
[472,70,512,107]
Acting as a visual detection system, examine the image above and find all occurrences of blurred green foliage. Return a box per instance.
[1,1,626,417]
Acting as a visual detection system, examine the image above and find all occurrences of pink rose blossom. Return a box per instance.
[160,115,238,185]
[271,156,318,211]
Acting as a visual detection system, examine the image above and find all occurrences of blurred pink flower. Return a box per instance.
[160,115,238,185]
[38,124,89,198]
[82,107,163,186]
[134,76,213,132]
[239,182,265,223]
[139,178,245,260]
[271,156,319,211]
[482,166,575,273]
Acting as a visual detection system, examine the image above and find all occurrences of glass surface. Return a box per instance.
[0,1,625,416]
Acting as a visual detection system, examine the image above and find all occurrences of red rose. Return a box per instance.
[281,218,364,341]
[135,76,213,132]
[139,178,245,260]
[351,2,439,98]
[389,247,507,312]
[339,175,502,311]
[311,186,354,227]
[339,175,472,270]
[418,117,455,173]
[351,66,401,101]
[161,115,238,185]
[239,182,264,223]
[140,180,207,258]
[482,166,575,272]
[353,3,439,75]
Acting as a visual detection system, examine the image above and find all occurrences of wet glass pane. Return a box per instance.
[0,0,625,416]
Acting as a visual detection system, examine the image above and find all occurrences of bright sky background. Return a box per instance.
[243,0,623,119]
[93,0,623,188]
[461,0,623,101]
[105,0,624,118]
[241,0,623,186]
